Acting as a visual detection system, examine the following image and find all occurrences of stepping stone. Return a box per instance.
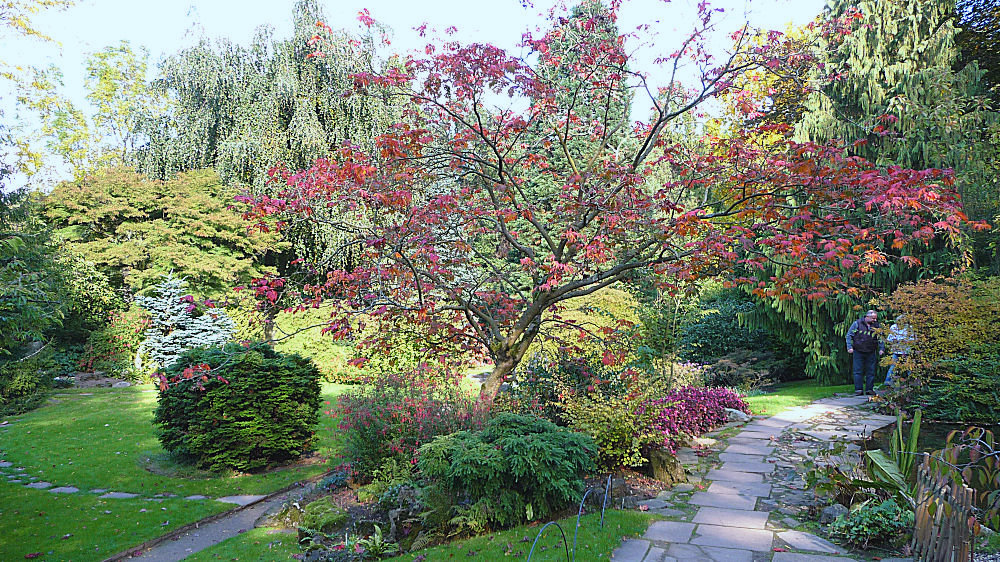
[735,429,782,438]
[25,481,52,489]
[643,521,695,542]
[666,543,753,562]
[777,530,844,554]
[782,517,800,528]
[100,492,139,499]
[49,486,79,493]
[706,470,763,483]
[693,507,769,529]
[706,481,771,497]
[689,492,756,511]
[772,554,856,562]
[718,462,774,474]
[91,488,108,494]
[215,495,266,506]
[7,479,21,483]
[185,495,208,500]
[672,483,695,492]
[718,453,765,463]
[642,499,669,510]
[724,443,775,456]
[643,546,666,561]
[612,538,651,561]
[748,418,795,428]
[0,461,12,467]
[691,524,773,552]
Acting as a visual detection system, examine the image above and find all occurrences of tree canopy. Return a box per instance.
[242,2,982,397]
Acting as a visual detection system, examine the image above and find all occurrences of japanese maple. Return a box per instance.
[242,1,985,398]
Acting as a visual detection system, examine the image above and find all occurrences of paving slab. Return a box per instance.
[723,443,775,455]
[706,469,763,483]
[734,430,782,439]
[706,481,772,497]
[49,486,79,493]
[215,495,266,506]
[0,460,12,467]
[612,538,651,561]
[689,492,756,511]
[692,507,769,529]
[718,452,766,463]
[185,495,208,500]
[772,554,856,562]
[643,546,666,561]
[777,530,845,554]
[690,524,773,552]
[100,491,139,499]
[718,462,775,474]
[747,418,796,428]
[643,521,695,542]
[25,481,52,489]
[642,499,669,510]
[666,543,753,562]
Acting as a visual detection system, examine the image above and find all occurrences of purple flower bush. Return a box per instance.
[642,386,750,453]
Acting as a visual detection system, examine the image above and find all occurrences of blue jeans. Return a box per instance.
[853,351,877,392]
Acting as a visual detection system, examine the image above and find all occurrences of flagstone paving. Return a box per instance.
[611,393,906,561]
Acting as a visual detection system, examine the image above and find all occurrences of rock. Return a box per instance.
[111,381,131,388]
[819,503,849,524]
[672,483,695,493]
[726,408,752,423]
[622,496,641,509]
[649,449,686,485]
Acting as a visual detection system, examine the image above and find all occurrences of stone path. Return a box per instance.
[611,394,904,561]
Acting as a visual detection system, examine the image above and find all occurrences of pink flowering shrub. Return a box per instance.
[642,386,750,453]
[335,369,491,479]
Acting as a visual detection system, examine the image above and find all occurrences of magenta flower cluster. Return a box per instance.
[641,386,750,453]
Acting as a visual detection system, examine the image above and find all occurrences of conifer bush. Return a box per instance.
[416,413,596,531]
[153,342,322,473]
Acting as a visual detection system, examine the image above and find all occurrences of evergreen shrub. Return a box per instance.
[153,342,322,472]
[417,413,596,531]
[138,274,234,370]
[828,499,914,548]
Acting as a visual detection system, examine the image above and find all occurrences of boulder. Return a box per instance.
[725,408,752,422]
[819,503,849,524]
[649,448,685,485]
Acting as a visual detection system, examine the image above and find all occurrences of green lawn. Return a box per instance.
[0,383,350,561]
[743,380,854,416]
[0,484,229,561]
[191,510,656,562]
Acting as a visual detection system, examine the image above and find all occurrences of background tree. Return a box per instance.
[244,2,980,397]
[44,167,273,298]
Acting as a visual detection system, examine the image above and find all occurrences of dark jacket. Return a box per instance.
[846,318,884,354]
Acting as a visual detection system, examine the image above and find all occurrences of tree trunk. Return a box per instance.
[263,308,276,346]
[482,356,517,399]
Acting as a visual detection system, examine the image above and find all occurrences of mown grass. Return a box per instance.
[0,383,351,560]
[0,484,230,561]
[743,379,854,416]
[184,528,300,561]
[191,510,655,562]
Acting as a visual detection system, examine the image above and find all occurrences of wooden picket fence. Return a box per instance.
[912,454,977,562]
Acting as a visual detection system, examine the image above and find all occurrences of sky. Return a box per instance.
[2,0,828,187]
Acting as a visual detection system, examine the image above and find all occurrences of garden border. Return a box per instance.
[102,470,332,561]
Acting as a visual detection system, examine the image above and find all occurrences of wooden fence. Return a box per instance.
[912,454,977,562]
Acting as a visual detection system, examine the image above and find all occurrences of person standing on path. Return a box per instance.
[883,317,912,387]
[846,309,884,395]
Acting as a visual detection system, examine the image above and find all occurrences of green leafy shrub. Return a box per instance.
[678,291,771,363]
[358,457,413,503]
[153,342,321,472]
[416,413,596,533]
[0,358,48,416]
[886,277,1000,423]
[828,499,914,548]
[560,391,659,471]
[79,306,151,379]
[701,349,778,391]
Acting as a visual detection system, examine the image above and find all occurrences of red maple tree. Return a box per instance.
[242,2,983,397]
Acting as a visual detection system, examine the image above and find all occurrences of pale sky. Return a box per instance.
[2,0,827,187]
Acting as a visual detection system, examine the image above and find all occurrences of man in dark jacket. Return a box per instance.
[846,309,885,395]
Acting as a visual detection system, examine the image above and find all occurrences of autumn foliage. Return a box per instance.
[242,2,985,397]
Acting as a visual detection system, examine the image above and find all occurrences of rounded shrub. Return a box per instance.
[153,342,322,473]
